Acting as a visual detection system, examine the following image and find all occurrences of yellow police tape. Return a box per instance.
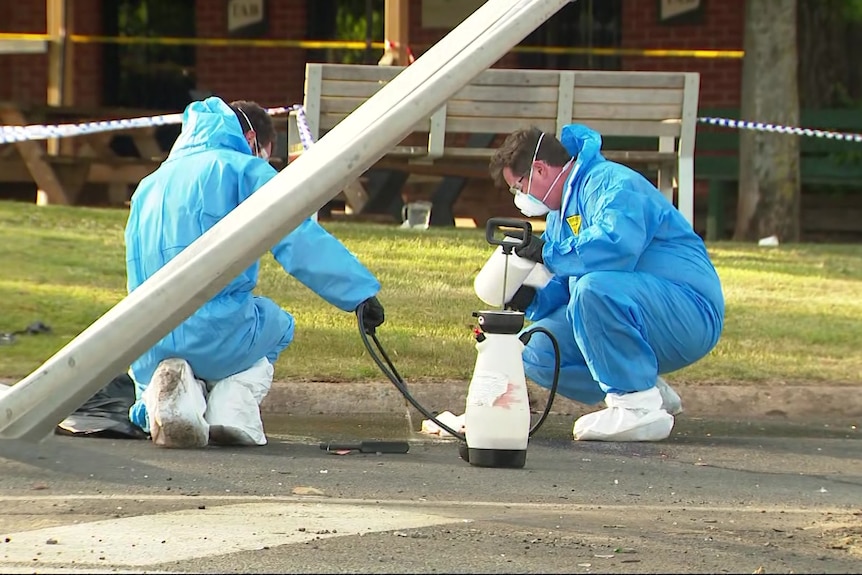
[0,32,385,50]
[0,32,744,59]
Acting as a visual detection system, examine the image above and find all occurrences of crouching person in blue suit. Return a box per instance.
[489,125,724,442]
[125,97,384,448]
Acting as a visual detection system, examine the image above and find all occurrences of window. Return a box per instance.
[103,0,196,110]
[306,0,384,65]
[518,0,622,71]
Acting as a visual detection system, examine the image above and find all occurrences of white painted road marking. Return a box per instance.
[1,501,460,568]
[0,569,173,574]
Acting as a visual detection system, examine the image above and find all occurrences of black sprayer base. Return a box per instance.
[459,444,527,469]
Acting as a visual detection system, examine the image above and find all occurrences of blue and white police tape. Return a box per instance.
[4,109,862,146]
[291,105,316,151]
[698,116,862,143]
[0,104,310,147]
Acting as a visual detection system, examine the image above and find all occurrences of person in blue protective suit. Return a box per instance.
[125,97,385,448]
[488,125,724,442]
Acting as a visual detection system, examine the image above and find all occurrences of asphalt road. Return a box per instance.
[0,414,859,574]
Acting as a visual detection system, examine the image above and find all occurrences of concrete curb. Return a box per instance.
[3,380,859,422]
[261,381,862,421]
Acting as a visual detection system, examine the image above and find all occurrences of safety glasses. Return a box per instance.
[508,174,525,196]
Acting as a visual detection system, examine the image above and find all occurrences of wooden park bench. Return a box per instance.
[696,107,862,240]
[289,63,700,227]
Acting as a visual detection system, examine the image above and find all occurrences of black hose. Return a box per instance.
[357,304,467,442]
[356,302,562,444]
[520,326,560,437]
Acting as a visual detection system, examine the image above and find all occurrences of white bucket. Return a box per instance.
[400,201,433,229]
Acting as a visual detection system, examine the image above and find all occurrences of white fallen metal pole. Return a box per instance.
[0,0,573,441]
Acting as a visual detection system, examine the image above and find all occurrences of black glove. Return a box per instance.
[506,285,536,312]
[514,235,544,264]
[357,296,385,334]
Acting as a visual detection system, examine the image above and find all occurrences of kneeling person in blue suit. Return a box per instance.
[125,97,385,448]
[489,125,724,441]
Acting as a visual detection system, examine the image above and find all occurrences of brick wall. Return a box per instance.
[621,1,744,108]
[1,0,307,109]
[0,0,102,107]
[195,0,307,108]
[1,1,746,111]
[0,0,47,104]
[620,0,745,232]
[408,1,745,105]
[72,0,103,108]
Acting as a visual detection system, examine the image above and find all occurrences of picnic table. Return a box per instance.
[0,101,292,206]
[0,101,171,205]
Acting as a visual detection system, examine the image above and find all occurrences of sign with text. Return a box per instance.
[658,0,704,25]
[228,0,267,37]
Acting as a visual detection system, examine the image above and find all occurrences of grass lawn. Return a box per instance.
[1,200,860,386]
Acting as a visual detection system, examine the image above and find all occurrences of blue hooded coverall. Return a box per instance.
[125,97,380,430]
[521,124,724,405]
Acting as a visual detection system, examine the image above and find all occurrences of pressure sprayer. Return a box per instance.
[357,218,561,469]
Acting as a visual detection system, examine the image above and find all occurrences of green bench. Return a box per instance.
[695,108,862,240]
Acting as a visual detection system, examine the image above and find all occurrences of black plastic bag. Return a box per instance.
[56,373,147,439]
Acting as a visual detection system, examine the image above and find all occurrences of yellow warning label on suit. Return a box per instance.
[567,214,582,235]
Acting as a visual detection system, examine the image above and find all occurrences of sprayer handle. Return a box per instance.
[485,218,532,250]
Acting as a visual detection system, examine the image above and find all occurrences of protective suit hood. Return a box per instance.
[166,97,253,160]
[558,124,604,213]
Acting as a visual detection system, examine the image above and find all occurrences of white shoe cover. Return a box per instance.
[574,387,674,442]
[656,376,683,416]
[143,358,209,448]
[205,358,273,446]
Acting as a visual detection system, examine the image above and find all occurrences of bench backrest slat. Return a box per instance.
[573,71,686,89]
[573,88,683,106]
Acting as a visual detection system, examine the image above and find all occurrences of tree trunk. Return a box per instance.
[735,0,801,242]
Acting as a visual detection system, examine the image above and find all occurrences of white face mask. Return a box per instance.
[514,191,551,217]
